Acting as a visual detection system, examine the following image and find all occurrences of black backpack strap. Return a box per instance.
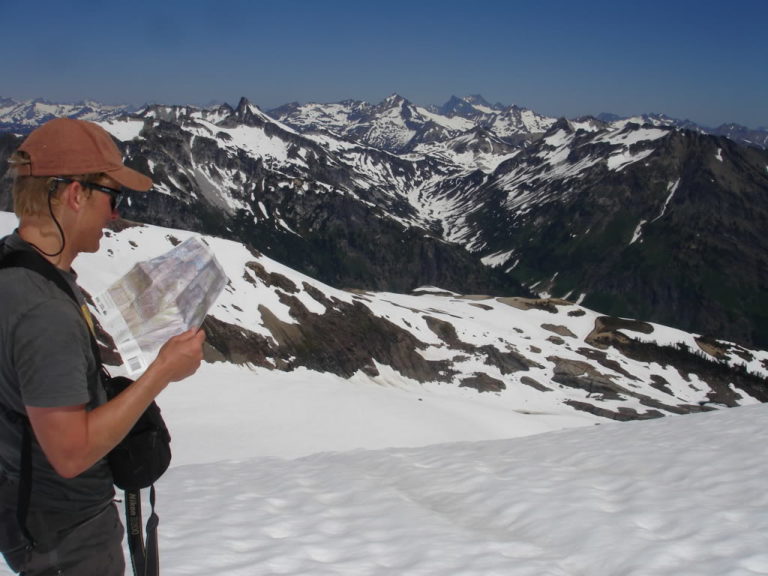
[17,421,35,548]
[0,249,79,303]
[0,403,36,550]
[0,250,104,366]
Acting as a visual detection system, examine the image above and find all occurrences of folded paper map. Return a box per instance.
[93,236,228,375]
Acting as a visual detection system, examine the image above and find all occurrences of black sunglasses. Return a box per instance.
[53,177,125,211]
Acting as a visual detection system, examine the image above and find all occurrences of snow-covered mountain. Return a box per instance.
[445,120,768,349]
[433,94,558,139]
[2,94,766,148]
[270,94,768,152]
[269,93,556,156]
[0,97,134,133]
[1,95,767,352]
[711,122,768,149]
[2,212,764,426]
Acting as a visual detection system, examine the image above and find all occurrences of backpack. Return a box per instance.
[0,246,169,576]
[103,375,172,491]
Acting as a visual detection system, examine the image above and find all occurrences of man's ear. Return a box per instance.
[60,181,87,211]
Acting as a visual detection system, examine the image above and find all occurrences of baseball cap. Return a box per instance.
[13,117,152,192]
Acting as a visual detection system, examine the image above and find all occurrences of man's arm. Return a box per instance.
[26,329,205,479]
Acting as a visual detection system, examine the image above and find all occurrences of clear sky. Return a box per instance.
[2,0,766,128]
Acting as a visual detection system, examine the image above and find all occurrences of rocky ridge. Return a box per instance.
[1,95,766,350]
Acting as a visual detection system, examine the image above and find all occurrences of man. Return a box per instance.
[0,118,206,574]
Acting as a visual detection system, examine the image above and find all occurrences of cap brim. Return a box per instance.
[108,165,153,192]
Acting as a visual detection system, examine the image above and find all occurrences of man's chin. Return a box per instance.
[84,235,102,253]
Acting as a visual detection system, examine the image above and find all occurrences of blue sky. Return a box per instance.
[2,0,766,128]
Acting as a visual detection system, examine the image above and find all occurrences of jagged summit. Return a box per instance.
[437,95,501,117]
[438,95,481,117]
[464,94,494,107]
[383,93,408,105]
[230,96,270,126]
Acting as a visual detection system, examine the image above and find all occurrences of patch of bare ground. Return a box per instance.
[585,316,654,349]
[563,400,666,421]
[542,324,577,338]
[519,376,551,392]
[694,336,730,360]
[460,373,506,393]
[575,347,639,381]
[496,297,571,313]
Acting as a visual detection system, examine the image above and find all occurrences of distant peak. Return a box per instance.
[548,117,574,134]
[438,96,484,117]
[229,96,270,127]
[463,94,492,108]
[235,96,252,110]
[235,96,266,116]
[383,93,407,105]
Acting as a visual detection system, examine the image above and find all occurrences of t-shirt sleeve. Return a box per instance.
[13,297,92,408]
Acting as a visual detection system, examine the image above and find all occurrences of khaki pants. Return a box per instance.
[2,503,124,576]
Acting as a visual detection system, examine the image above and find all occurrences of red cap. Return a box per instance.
[13,117,152,192]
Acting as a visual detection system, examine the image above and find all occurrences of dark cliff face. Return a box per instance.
[594,133,768,347]
[457,128,768,348]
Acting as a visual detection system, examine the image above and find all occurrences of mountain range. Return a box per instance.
[0,94,767,355]
[3,94,767,148]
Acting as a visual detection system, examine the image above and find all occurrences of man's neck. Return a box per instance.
[17,217,75,271]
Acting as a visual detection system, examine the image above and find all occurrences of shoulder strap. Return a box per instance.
[0,404,36,549]
[0,250,104,366]
[0,249,78,300]
[17,423,35,548]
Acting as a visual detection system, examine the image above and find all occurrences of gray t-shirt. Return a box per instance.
[0,233,113,525]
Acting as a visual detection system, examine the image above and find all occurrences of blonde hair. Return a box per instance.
[11,151,100,218]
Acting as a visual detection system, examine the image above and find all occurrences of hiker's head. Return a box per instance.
[10,118,152,218]
[11,163,105,218]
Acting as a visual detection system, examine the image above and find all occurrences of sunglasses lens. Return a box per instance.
[94,184,122,211]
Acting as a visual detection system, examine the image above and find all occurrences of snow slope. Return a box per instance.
[1,364,766,574]
[144,403,767,576]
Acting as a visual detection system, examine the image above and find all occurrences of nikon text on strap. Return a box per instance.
[0,248,162,576]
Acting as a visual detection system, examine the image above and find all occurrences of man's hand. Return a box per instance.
[27,328,207,478]
[152,329,206,383]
